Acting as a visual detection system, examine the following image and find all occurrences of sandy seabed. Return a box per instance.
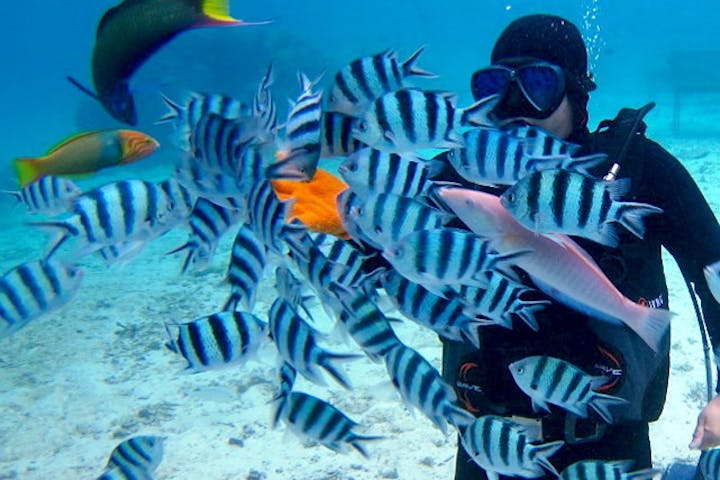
[1,130,719,480]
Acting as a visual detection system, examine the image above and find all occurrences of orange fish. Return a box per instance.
[14,129,159,186]
[271,168,349,239]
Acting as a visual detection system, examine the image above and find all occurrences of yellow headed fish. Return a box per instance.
[271,168,350,239]
[14,130,159,186]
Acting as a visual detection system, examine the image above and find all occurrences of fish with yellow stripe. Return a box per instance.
[68,0,270,125]
[14,130,158,186]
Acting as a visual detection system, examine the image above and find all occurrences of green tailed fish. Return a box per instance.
[68,0,269,125]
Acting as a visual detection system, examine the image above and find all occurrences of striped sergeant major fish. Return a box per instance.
[159,91,249,133]
[338,148,442,198]
[327,47,436,116]
[252,63,278,136]
[273,266,314,321]
[188,112,262,178]
[2,176,81,216]
[446,127,607,187]
[165,311,268,373]
[380,270,485,348]
[99,436,165,480]
[455,271,551,332]
[559,460,660,480]
[384,343,474,434]
[167,198,245,273]
[347,191,455,249]
[314,233,378,289]
[328,282,404,363]
[508,125,582,158]
[700,449,720,480]
[500,169,663,248]
[0,259,83,338]
[246,180,305,256]
[508,355,629,424]
[274,391,382,457]
[31,178,195,259]
[320,111,366,159]
[268,298,358,389]
[352,88,497,153]
[461,415,564,480]
[223,224,267,311]
[382,228,525,298]
[438,186,673,352]
[266,73,324,181]
[173,159,243,208]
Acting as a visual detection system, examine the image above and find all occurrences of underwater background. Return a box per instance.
[1,0,720,479]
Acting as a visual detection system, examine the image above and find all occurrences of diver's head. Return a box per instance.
[471,14,595,140]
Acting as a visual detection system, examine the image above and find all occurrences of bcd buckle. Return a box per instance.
[563,413,607,444]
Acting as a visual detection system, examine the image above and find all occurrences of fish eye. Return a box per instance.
[357,121,367,132]
[348,161,357,172]
[505,192,515,203]
[516,366,524,374]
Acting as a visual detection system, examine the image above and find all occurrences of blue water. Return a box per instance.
[1,1,720,478]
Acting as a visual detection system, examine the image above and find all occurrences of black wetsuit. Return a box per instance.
[443,113,720,479]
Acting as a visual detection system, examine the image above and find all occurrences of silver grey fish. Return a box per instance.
[328,47,436,116]
[461,415,564,480]
[508,355,628,423]
[0,259,83,338]
[165,311,268,373]
[500,169,663,248]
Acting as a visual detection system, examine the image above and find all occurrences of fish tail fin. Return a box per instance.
[401,45,437,78]
[589,391,629,423]
[460,94,500,127]
[628,306,673,353]
[14,157,43,187]
[26,220,76,259]
[348,433,384,459]
[530,440,564,476]
[67,76,100,101]
[199,0,271,26]
[616,202,664,240]
[156,93,184,124]
[321,352,361,390]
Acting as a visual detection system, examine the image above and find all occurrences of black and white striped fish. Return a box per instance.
[188,112,260,178]
[168,198,245,273]
[384,343,474,434]
[329,282,403,362]
[382,228,523,297]
[559,460,660,480]
[100,436,165,480]
[700,449,720,480]
[274,391,382,457]
[245,180,293,255]
[173,160,243,208]
[500,170,663,248]
[508,355,628,423]
[338,148,441,198]
[223,224,267,311]
[446,127,606,187]
[31,179,195,259]
[266,73,323,181]
[273,265,314,320]
[165,311,268,373]
[348,191,454,248]
[327,47,436,116]
[3,176,81,215]
[0,259,83,337]
[508,125,581,158]
[252,63,278,136]
[353,88,496,153]
[461,415,564,480]
[314,233,378,289]
[320,111,366,159]
[455,271,550,332]
[268,297,357,389]
[381,271,484,348]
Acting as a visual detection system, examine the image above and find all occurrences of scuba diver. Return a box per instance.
[441,13,720,480]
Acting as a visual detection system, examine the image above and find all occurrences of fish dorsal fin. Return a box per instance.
[46,131,104,154]
[96,0,138,37]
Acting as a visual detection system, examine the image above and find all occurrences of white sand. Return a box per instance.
[1,132,719,479]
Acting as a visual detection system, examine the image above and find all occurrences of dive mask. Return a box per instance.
[471,61,566,119]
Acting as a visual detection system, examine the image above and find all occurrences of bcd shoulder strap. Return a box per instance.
[594,102,655,181]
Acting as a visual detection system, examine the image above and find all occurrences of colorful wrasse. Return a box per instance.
[271,168,349,239]
[14,130,158,186]
[438,186,673,352]
[69,0,268,125]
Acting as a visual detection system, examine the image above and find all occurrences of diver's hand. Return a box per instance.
[690,394,720,449]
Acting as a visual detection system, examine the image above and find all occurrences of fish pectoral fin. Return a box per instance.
[67,76,100,101]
